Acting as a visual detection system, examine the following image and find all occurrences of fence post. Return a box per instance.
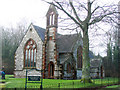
[25,69,27,90]
[73,82,74,88]
[108,78,109,86]
[101,78,102,86]
[84,80,85,87]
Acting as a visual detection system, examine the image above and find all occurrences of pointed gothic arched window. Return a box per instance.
[24,39,37,68]
[49,12,55,25]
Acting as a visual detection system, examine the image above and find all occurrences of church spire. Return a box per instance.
[46,4,58,28]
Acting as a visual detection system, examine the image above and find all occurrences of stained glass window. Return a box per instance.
[24,39,37,68]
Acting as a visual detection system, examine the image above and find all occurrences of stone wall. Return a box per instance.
[43,26,59,79]
[14,24,43,77]
[77,70,82,79]
[14,69,42,78]
[61,54,76,79]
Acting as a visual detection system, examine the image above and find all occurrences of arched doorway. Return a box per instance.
[48,62,54,78]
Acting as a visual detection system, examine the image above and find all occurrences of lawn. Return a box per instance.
[105,85,120,88]
[0,75,119,89]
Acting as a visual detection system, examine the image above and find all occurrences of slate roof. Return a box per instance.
[59,53,72,64]
[33,25,80,53]
[56,34,78,53]
[33,25,46,41]
[30,25,96,64]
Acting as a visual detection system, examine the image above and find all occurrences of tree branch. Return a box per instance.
[91,6,100,15]
[54,1,84,30]
[42,0,84,30]
[84,1,92,23]
[69,1,83,24]
[89,12,119,25]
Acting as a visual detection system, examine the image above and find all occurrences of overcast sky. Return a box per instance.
[0,0,119,28]
[0,0,119,57]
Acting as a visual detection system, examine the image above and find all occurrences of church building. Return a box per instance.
[14,5,83,79]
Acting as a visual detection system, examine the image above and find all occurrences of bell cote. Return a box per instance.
[46,4,58,28]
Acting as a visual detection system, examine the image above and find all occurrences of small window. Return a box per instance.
[67,63,71,73]
[49,12,55,25]
[52,14,55,25]
[30,28,32,31]
[50,15,52,25]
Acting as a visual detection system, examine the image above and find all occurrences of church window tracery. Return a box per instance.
[24,39,37,68]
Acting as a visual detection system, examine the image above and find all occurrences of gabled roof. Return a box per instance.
[31,24,82,53]
[14,24,46,53]
[32,25,80,53]
[33,25,45,42]
[30,24,81,53]
[56,34,78,53]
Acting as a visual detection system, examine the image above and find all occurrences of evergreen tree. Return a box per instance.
[107,43,112,63]
[113,44,119,77]
[106,43,112,77]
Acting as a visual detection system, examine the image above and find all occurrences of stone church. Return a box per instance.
[14,5,83,79]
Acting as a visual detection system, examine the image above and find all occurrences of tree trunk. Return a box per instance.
[81,24,91,83]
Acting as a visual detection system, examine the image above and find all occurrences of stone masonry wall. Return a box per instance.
[14,24,43,78]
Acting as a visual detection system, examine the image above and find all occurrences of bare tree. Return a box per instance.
[43,0,118,82]
[0,26,3,70]
[2,23,27,74]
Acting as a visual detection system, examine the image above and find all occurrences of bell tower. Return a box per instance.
[46,4,58,28]
[42,4,59,79]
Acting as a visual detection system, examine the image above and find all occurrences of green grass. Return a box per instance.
[0,75,119,88]
[106,85,120,88]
